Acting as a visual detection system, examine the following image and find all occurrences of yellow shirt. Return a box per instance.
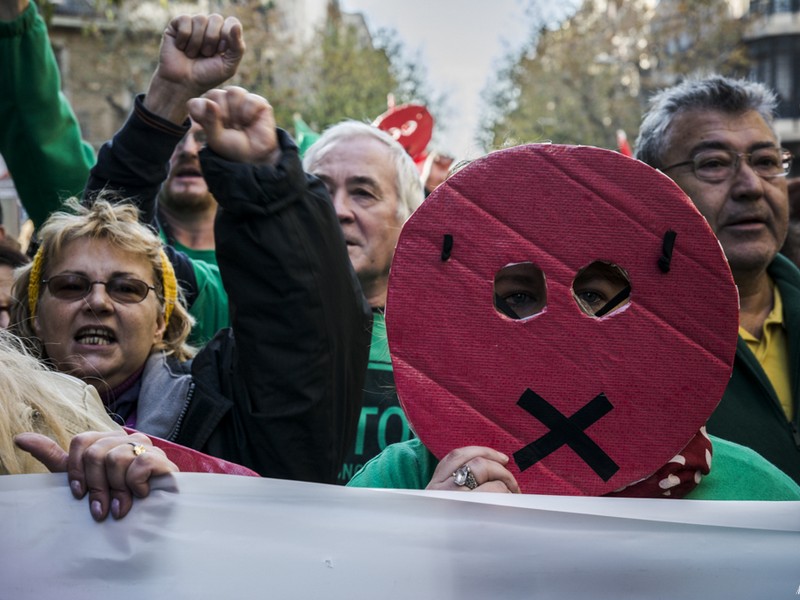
[739,284,793,420]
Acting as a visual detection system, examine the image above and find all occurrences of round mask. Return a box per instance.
[386,144,739,495]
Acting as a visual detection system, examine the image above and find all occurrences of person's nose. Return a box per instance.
[333,189,355,223]
[82,282,114,312]
[730,156,765,201]
[179,132,202,156]
[0,308,10,329]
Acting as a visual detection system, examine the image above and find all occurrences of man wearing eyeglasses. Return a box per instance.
[635,75,800,484]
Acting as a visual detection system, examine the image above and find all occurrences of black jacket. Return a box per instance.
[86,99,371,483]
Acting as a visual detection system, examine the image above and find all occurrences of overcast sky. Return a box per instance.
[338,0,535,158]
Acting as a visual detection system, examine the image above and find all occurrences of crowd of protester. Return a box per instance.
[0,0,798,523]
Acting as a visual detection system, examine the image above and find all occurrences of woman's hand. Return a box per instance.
[426,446,521,493]
[14,430,178,521]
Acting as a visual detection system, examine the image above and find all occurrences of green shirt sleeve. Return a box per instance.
[0,1,95,227]
[347,438,437,490]
[686,435,800,501]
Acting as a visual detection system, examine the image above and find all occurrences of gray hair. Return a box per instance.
[634,75,779,169]
[303,121,424,222]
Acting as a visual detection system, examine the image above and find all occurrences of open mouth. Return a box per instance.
[173,164,203,178]
[75,326,117,346]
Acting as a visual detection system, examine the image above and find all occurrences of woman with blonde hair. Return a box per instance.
[12,196,195,387]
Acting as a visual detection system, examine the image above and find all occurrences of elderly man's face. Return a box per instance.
[660,109,789,282]
[310,136,403,307]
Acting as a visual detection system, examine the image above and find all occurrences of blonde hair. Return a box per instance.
[11,195,195,363]
[0,330,121,474]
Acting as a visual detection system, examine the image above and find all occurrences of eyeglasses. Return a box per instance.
[661,147,793,183]
[42,274,155,304]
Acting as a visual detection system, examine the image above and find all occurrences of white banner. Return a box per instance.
[2,473,799,599]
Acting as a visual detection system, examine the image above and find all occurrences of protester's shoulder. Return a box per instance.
[347,438,434,490]
[687,435,800,501]
[770,253,800,288]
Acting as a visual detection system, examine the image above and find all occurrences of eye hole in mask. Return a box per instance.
[493,262,547,321]
[572,261,631,318]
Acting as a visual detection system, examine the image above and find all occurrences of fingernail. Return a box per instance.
[91,500,103,521]
[70,479,83,498]
[111,498,121,520]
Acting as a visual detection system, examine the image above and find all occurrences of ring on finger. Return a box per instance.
[452,464,478,490]
[128,442,147,457]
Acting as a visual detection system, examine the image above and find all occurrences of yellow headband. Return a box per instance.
[160,249,178,327]
[27,246,178,327]
[27,246,45,319]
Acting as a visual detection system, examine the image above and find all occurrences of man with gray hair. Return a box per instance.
[635,75,800,484]
[304,121,425,483]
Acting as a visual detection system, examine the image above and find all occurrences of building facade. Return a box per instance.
[747,0,800,165]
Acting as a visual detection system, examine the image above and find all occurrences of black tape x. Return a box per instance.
[513,389,619,481]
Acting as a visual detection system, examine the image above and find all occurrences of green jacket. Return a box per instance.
[707,253,800,485]
[0,1,94,227]
[347,436,800,501]
[0,2,228,345]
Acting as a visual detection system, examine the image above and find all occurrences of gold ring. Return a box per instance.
[129,442,147,457]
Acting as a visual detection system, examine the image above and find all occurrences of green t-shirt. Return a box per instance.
[338,312,413,484]
[171,238,218,267]
[185,257,229,347]
[348,436,800,501]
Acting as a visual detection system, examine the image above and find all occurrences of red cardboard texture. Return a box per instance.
[386,144,740,496]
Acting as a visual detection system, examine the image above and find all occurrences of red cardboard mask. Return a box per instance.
[386,144,739,495]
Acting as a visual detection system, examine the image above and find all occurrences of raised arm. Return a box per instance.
[85,13,245,224]
[82,14,243,343]
[177,87,372,482]
[0,0,95,228]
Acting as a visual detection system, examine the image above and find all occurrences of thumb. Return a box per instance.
[14,433,69,473]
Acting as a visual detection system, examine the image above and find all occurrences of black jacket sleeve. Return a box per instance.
[82,96,199,306]
[192,130,372,483]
